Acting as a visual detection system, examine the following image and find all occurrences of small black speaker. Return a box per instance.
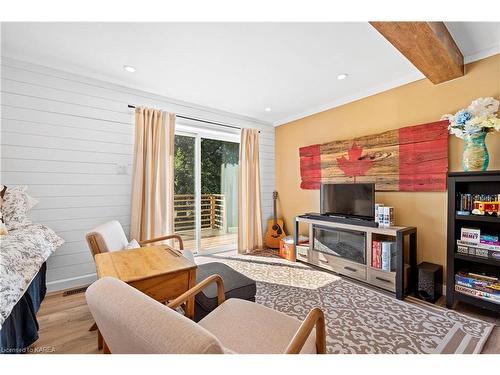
[417,262,443,303]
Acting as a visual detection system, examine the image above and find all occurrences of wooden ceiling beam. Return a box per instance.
[369,22,464,84]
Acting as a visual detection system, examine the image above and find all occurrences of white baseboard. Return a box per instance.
[46,273,97,293]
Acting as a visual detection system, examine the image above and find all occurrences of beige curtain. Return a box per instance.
[238,128,263,253]
[130,107,176,242]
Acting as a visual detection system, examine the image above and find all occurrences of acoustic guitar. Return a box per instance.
[264,191,286,249]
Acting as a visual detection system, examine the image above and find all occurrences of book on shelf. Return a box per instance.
[456,193,500,213]
[381,241,396,272]
[378,207,394,228]
[454,271,500,304]
[374,203,384,224]
[455,273,499,292]
[456,243,500,260]
[456,239,500,252]
[455,285,500,305]
[481,240,500,246]
[372,240,380,268]
[480,233,499,245]
[460,227,481,244]
[458,227,500,251]
[372,240,396,271]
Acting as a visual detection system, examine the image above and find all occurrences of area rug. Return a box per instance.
[199,253,494,354]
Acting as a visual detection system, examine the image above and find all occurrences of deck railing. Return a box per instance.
[174,194,226,233]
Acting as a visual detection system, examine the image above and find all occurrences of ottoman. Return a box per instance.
[194,262,256,322]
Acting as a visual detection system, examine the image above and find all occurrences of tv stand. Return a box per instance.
[304,213,379,228]
[294,214,417,300]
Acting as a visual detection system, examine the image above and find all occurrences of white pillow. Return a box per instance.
[2,185,39,230]
[180,249,196,263]
[124,239,141,249]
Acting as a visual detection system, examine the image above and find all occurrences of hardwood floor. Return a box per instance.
[32,291,100,354]
[436,297,500,353]
[32,283,499,354]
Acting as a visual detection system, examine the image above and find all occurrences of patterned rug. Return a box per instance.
[198,252,494,354]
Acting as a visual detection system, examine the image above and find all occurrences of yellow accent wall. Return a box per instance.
[275,54,500,276]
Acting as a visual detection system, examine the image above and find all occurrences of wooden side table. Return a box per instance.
[94,246,197,317]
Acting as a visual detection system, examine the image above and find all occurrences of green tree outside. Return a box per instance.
[174,136,239,195]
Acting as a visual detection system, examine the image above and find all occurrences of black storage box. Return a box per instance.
[417,262,443,303]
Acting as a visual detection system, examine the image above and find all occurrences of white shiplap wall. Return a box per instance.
[0,57,275,292]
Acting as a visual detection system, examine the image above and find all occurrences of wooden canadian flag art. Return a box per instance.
[299,120,449,191]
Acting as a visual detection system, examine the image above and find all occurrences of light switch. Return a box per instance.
[116,164,127,175]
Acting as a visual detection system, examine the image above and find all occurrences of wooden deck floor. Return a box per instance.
[179,229,237,251]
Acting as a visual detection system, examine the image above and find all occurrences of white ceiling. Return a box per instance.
[1,22,499,126]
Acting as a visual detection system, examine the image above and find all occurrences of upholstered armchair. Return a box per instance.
[86,276,326,354]
[85,220,191,349]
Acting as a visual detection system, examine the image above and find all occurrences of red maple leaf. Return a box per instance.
[336,143,374,182]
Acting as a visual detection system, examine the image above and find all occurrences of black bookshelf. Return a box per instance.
[455,215,500,224]
[446,170,500,313]
[454,253,500,267]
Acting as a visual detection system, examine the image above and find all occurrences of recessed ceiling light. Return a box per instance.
[264,107,272,112]
[337,73,348,80]
[123,65,136,73]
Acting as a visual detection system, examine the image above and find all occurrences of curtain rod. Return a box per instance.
[128,104,259,132]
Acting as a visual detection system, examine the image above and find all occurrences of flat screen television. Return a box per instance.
[320,183,375,220]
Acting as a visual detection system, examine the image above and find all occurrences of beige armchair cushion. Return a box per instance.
[199,298,317,354]
[86,220,129,253]
[86,277,224,354]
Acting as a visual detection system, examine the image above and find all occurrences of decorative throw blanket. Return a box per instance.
[0,224,64,328]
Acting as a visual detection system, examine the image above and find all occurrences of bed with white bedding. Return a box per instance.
[0,224,64,329]
[0,185,64,352]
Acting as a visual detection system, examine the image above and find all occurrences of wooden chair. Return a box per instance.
[86,275,326,354]
[85,220,185,258]
[85,220,187,350]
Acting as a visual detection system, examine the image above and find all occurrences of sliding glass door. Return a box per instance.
[174,131,239,254]
[200,138,239,252]
[173,134,197,250]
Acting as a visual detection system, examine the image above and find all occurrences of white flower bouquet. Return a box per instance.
[442,97,500,139]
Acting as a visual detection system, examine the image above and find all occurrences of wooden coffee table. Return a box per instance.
[94,246,197,318]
